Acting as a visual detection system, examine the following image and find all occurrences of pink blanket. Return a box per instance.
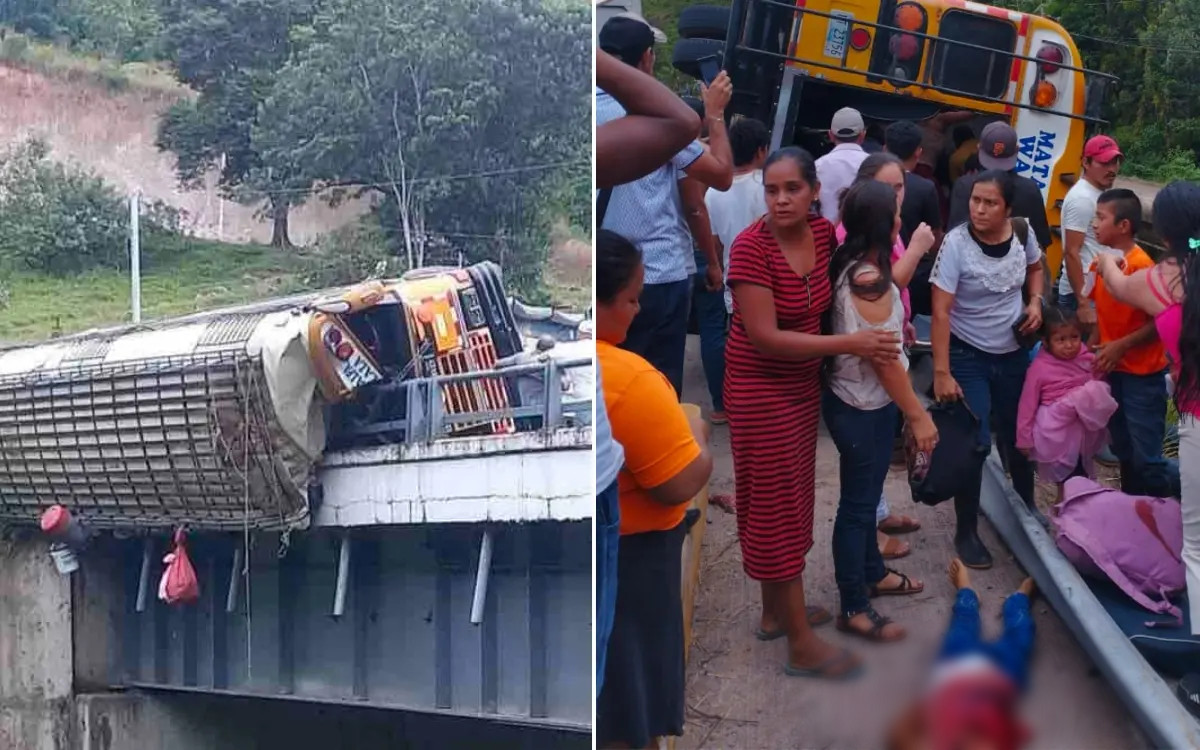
[1029,379,1118,482]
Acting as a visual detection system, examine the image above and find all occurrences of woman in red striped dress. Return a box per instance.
[724,147,903,679]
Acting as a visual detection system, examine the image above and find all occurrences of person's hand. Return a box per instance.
[1077,303,1097,326]
[903,321,917,346]
[909,412,938,454]
[909,223,935,256]
[705,263,723,292]
[848,328,901,366]
[1019,301,1043,334]
[934,371,963,402]
[1095,253,1126,280]
[1093,340,1127,374]
[700,71,732,117]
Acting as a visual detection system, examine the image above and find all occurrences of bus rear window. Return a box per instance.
[930,11,1016,99]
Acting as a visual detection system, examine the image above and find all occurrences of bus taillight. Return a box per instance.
[1031,80,1058,108]
[850,28,872,51]
[1036,44,1065,74]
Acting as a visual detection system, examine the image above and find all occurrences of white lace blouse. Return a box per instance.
[929,223,1040,354]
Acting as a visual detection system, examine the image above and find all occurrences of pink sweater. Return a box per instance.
[834,223,911,322]
[1016,348,1101,450]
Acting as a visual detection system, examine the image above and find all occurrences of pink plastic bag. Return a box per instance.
[1054,477,1183,626]
[158,528,200,605]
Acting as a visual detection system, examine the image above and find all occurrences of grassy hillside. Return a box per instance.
[0,235,589,344]
[0,239,304,343]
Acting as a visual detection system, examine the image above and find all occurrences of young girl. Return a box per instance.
[1015,307,1118,484]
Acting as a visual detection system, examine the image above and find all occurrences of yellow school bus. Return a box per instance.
[671,0,1115,280]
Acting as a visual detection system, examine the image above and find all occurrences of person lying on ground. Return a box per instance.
[886,560,1036,750]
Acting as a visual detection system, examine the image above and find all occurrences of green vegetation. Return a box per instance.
[0,240,303,342]
[0,0,590,342]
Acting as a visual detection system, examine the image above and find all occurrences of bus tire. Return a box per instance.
[678,5,730,40]
[672,37,724,81]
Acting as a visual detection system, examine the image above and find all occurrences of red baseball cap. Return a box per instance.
[1084,134,1123,162]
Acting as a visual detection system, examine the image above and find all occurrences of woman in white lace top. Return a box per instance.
[929,170,1045,570]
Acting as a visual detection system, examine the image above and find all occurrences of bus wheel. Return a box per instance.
[672,38,724,81]
[678,5,731,40]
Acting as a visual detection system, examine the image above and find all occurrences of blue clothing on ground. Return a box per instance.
[939,588,1036,692]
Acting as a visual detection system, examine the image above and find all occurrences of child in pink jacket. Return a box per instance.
[1016,307,1118,484]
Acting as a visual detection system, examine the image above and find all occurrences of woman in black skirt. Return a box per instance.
[595,230,714,747]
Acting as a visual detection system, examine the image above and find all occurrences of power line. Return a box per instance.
[258,159,588,197]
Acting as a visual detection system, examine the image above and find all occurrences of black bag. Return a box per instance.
[904,400,982,506]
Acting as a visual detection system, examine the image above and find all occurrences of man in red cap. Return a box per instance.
[1057,134,1124,328]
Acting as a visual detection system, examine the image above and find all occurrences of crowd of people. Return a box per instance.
[594,10,1199,749]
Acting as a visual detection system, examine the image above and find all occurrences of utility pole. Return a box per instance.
[130,192,141,324]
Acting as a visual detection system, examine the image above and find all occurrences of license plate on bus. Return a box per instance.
[321,321,382,392]
[824,11,853,59]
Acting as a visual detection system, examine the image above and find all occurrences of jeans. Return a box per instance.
[692,252,727,412]
[621,278,693,398]
[1058,291,1077,312]
[823,390,896,614]
[939,588,1035,692]
[596,479,620,691]
[1108,370,1181,498]
[950,337,1035,504]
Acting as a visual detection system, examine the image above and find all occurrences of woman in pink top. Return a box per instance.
[1015,307,1117,484]
[1095,180,1200,634]
[835,152,936,560]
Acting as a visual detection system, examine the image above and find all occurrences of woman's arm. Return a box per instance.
[930,287,964,400]
[1096,254,1173,316]
[734,282,900,362]
[850,288,926,420]
[892,224,935,289]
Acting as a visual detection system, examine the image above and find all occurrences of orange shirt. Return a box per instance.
[1088,245,1168,375]
[597,340,701,535]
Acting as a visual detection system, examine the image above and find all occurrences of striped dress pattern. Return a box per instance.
[723,216,834,582]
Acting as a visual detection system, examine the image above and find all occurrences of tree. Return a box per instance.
[155,0,314,247]
[253,0,589,292]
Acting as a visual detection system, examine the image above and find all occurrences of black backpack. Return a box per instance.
[905,400,982,506]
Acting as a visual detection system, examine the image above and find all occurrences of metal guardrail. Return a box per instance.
[340,356,593,445]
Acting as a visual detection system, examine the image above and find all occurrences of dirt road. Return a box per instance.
[677,337,1148,749]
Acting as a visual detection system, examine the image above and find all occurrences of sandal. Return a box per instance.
[783,647,863,680]
[836,607,905,643]
[879,534,910,560]
[878,514,921,534]
[755,606,832,640]
[869,569,925,597]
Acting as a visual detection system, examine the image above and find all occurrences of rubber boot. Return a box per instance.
[954,455,993,569]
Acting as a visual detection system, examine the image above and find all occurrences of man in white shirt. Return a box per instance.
[1058,134,1124,326]
[815,107,869,223]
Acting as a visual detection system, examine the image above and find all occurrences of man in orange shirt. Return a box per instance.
[1088,188,1181,498]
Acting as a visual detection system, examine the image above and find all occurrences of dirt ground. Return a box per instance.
[676,337,1149,750]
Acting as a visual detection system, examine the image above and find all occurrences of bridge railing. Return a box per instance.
[330,355,593,446]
